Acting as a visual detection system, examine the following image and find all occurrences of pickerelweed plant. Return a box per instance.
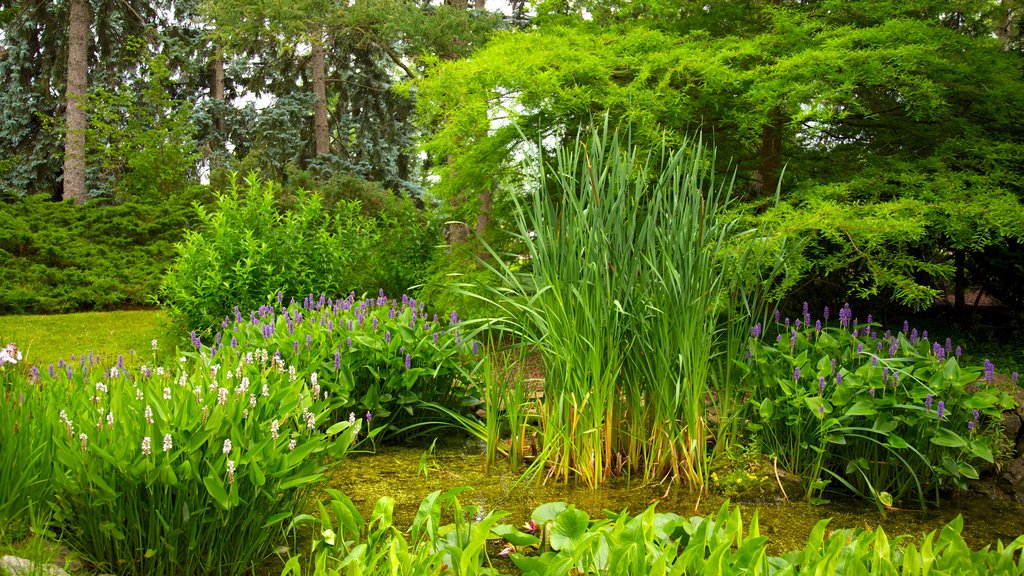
[48,341,361,576]
[283,487,507,576]
[284,491,1024,576]
[470,123,787,489]
[0,343,57,534]
[747,303,1015,509]
[200,291,483,442]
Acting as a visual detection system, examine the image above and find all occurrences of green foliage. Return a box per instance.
[47,340,360,576]
[0,193,203,314]
[283,488,502,576]
[467,124,783,488]
[161,175,378,331]
[747,305,1016,508]
[215,292,482,441]
[279,169,440,299]
[413,2,1024,310]
[0,350,56,535]
[288,493,1024,575]
[86,43,201,203]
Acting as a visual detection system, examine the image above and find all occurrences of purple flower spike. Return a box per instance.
[818,377,826,395]
[867,314,873,324]
[404,354,412,370]
[774,310,781,323]
[984,360,995,385]
[751,323,762,339]
[385,331,391,344]
[346,337,352,348]
[836,372,843,386]
[925,394,933,411]
[937,400,945,420]
[823,306,830,321]
[955,346,962,359]
[794,367,801,381]
[472,341,479,356]
[869,387,875,397]
[335,351,341,370]
[1013,372,1019,386]
[903,320,910,334]
[365,411,373,423]
[815,320,822,333]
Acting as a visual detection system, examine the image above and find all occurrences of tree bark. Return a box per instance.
[63,0,90,204]
[997,0,1018,52]
[475,189,491,237]
[754,109,784,196]
[312,30,330,156]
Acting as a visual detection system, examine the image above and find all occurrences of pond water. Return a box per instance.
[323,439,1024,555]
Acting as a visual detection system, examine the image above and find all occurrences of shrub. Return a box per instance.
[0,193,202,314]
[206,291,481,442]
[48,342,360,575]
[161,174,438,333]
[747,303,1016,508]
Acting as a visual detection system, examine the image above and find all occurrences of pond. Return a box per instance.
[325,439,1024,556]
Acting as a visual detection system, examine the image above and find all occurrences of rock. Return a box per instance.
[0,556,70,576]
[51,547,82,573]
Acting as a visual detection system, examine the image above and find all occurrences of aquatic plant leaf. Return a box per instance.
[550,507,590,552]
[930,428,967,448]
[844,401,877,417]
[491,523,541,547]
[969,440,994,462]
[531,502,568,526]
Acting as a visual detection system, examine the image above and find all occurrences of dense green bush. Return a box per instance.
[161,174,438,332]
[207,291,481,441]
[747,304,1016,509]
[0,340,360,575]
[0,192,204,314]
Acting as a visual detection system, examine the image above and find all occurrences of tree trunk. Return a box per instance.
[997,0,1018,52]
[312,30,330,156]
[755,109,784,196]
[475,189,491,237]
[63,0,90,204]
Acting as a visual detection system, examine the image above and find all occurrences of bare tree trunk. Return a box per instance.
[475,189,491,237]
[997,0,1018,52]
[312,30,330,156]
[63,0,90,204]
[754,110,783,196]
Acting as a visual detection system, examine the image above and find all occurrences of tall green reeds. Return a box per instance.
[475,123,783,490]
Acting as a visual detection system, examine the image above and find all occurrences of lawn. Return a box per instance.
[0,308,177,368]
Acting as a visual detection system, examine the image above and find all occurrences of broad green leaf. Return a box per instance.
[931,428,967,448]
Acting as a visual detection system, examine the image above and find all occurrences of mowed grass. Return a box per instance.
[0,308,179,368]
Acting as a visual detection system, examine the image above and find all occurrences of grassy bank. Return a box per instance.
[0,309,176,368]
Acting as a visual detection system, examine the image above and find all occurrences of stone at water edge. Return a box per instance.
[0,556,70,576]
